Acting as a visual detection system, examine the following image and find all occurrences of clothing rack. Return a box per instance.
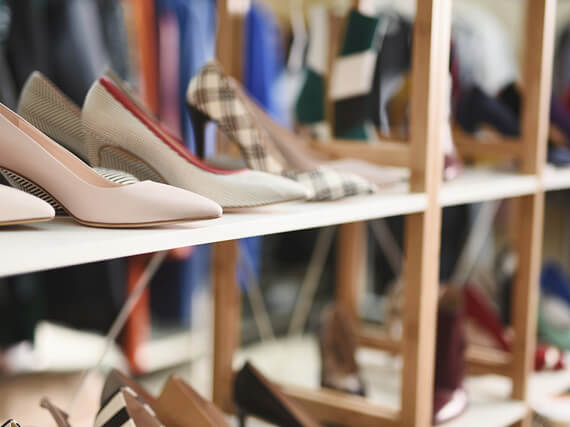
[0,0,566,426]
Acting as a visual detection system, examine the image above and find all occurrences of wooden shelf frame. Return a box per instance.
[0,1,560,426]
[211,0,453,426]
[209,1,556,427]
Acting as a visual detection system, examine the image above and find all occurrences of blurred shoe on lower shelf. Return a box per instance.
[318,304,365,396]
[101,369,230,427]
[433,286,468,425]
[234,361,323,427]
[95,387,163,427]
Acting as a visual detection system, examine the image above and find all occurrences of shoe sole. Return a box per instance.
[0,217,53,227]
[0,167,218,228]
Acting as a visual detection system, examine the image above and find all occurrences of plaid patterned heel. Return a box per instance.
[186,61,377,201]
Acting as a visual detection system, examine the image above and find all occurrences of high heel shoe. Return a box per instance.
[318,305,366,397]
[224,72,409,189]
[95,387,163,427]
[234,362,323,427]
[101,369,230,427]
[17,71,140,186]
[433,287,468,425]
[81,76,308,208]
[186,61,376,201]
[0,184,55,226]
[0,104,221,227]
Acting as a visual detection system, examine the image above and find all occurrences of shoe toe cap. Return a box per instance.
[2,186,55,222]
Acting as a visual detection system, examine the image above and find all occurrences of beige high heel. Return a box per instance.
[0,104,221,228]
[81,77,308,208]
[0,185,55,226]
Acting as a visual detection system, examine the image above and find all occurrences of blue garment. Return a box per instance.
[243,1,284,118]
[156,0,215,152]
[541,262,570,305]
[238,2,285,289]
[153,0,216,323]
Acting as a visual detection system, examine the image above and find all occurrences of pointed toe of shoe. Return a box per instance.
[136,182,223,223]
[1,186,55,224]
[226,171,308,207]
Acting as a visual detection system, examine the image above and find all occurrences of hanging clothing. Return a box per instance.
[0,0,16,108]
[452,2,518,97]
[295,6,329,136]
[330,9,380,140]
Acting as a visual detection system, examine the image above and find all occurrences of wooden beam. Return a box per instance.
[282,384,399,427]
[465,346,512,377]
[510,193,544,426]
[335,222,367,322]
[311,140,410,168]
[520,0,556,175]
[510,2,555,426]
[453,130,523,160]
[357,326,401,354]
[400,0,451,426]
[356,326,513,378]
[212,240,240,413]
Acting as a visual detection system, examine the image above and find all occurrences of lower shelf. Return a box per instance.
[232,336,527,427]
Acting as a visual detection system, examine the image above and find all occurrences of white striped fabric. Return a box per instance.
[95,387,164,427]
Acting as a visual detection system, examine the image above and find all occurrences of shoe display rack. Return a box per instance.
[0,0,568,426]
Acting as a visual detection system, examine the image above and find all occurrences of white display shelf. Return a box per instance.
[0,167,558,279]
[441,168,539,207]
[0,188,426,278]
[544,165,570,191]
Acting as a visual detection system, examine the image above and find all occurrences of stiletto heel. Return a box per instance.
[237,408,247,427]
[187,104,209,159]
[234,362,323,427]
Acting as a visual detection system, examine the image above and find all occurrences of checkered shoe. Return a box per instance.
[187,61,375,201]
[187,61,283,174]
[285,167,374,201]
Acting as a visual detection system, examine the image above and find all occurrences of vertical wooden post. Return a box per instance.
[511,2,555,426]
[212,0,246,413]
[520,0,556,177]
[212,240,240,412]
[400,0,451,426]
[336,222,367,321]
